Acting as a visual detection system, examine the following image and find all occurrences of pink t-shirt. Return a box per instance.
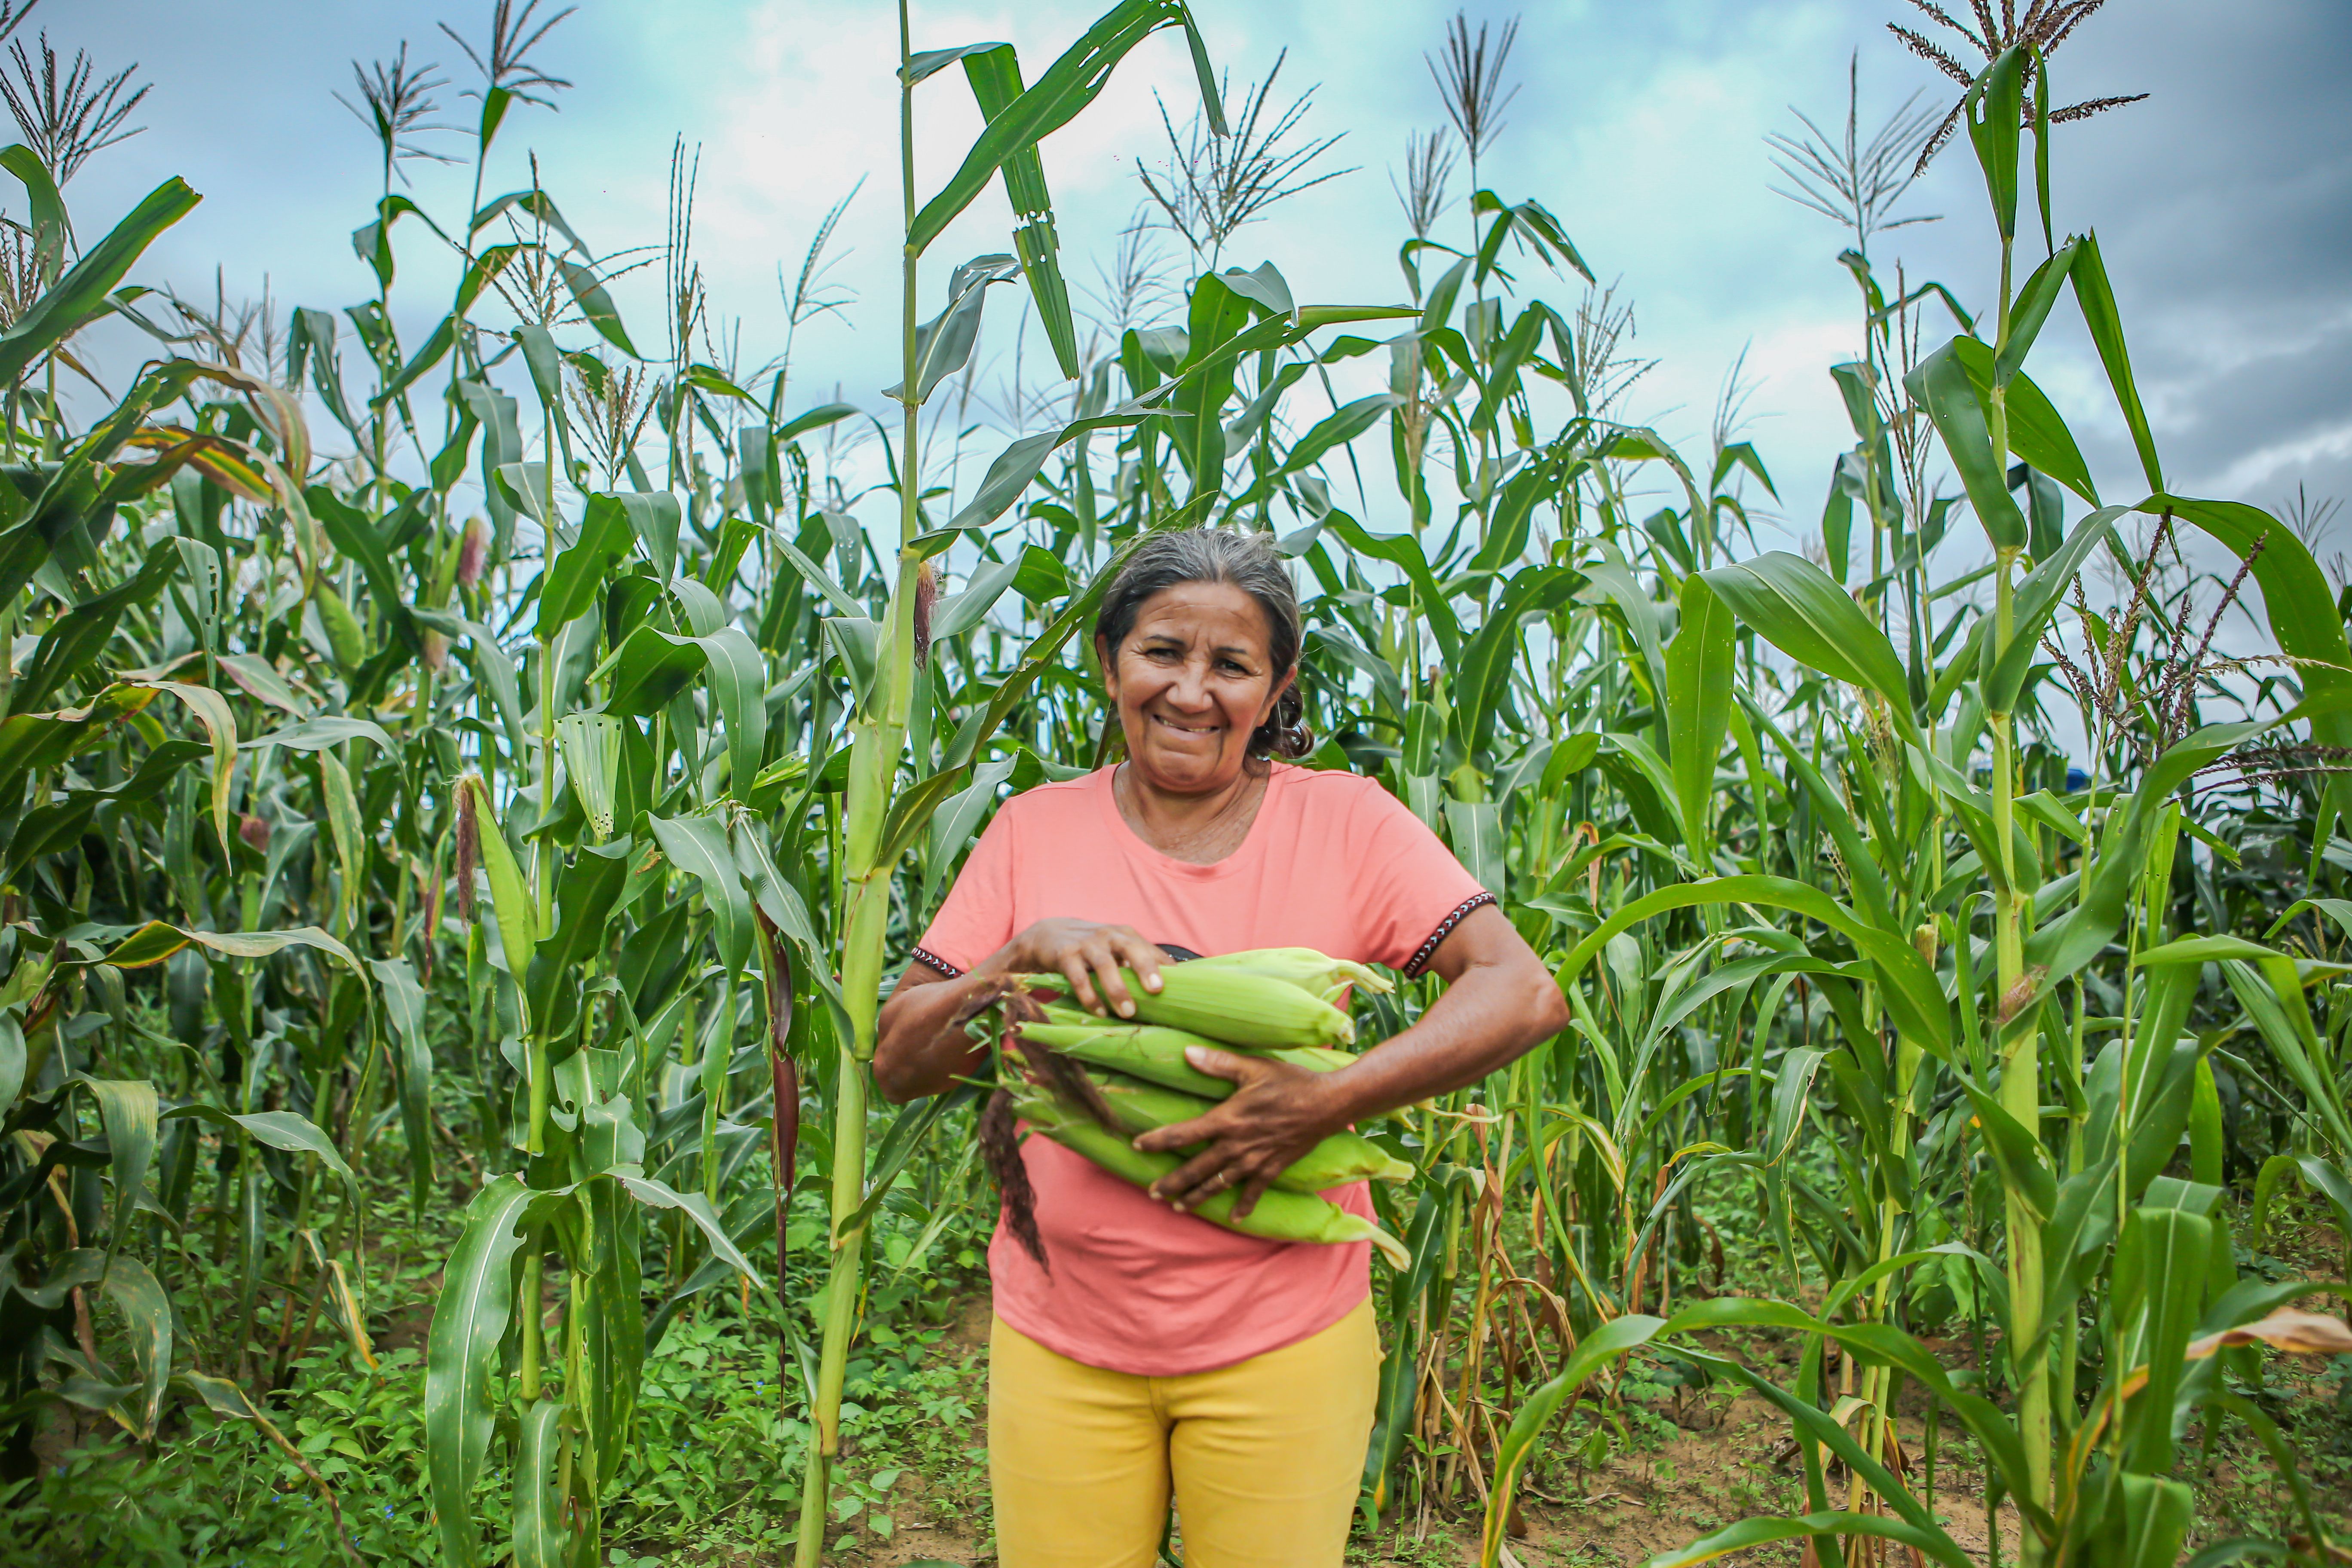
[913,762,1491,1376]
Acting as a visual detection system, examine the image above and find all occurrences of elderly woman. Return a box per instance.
[875,527,1565,1568]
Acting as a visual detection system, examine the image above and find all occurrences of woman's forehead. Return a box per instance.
[1130,581,1270,644]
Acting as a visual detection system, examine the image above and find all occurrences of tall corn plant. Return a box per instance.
[1468,40,2352,1568]
[793,5,1227,1559]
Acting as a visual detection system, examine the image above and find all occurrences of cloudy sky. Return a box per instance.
[47,0,2352,570]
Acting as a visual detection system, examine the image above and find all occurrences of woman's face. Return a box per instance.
[1098,580,1292,796]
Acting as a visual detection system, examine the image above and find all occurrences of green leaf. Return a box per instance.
[904,42,1011,86]
[67,1075,156,1253]
[1739,695,1892,931]
[512,1397,568,1568]
[0,176,199,386]
[98,1253,171,1440]
[15,547,177,712]
[648,811,752,980]
[1949,337,2098,508]
[538,491,640,636]
[772,533,867,619]
[1482,1314,1666,1562]
[1996,239,2079,386]
[1454,564,1581,758]
[889,254,1020,403]
[1469,189,1594,288]
[778,401,859,442]
[2072,230,2162,493]
[1643,1513,1966,1568]
[962,46,1081,380]
[1563,876,1950,1060]
[98,920,366,988]
[1964,46,2026,242]
[461,775,539,972]
[1665,575,1735,844]
[929,555,1022,642]
[691,626,768,796]
[424,1176,540,1568]
[162,1103,358,1197]
[1326,514,1462,662]
[1908,339,2029,551]
[2117,1205,2212,1473]
[1980,505,2126,714]
[524,839,631,1029]
[598,622,707,718]
[0,144,68,279]
[2121,1476,2196,1568]
[907,0,1222,257]
[372,957,436,1215]
[2024,720,2269,994]
[245,714,396,755]
[1698,553,1914,735]
[558,255,639,357]
[1445,799,1505,895]
[614,1171,771,1289]
[133,680,237,852]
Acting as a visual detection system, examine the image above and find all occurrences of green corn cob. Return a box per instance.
[1018,962,1354,1048]
[1028,1008,1355,1087]
[315,584,368,672]
[1008,1087,1409,1268]
[1186,946,1396,997]
[1081,1069,1414,1190]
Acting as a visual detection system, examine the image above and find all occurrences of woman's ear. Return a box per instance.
[1258,664,1298,727]
[1094,633,1118,698]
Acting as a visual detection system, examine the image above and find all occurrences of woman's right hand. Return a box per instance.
[981,918,1165,1020]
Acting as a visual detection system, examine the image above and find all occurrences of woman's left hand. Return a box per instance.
[1133,1047,1351,1219]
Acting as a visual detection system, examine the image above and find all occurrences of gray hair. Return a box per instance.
[1095,527,1310,759]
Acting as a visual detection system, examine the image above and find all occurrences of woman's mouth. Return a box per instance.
[1150,714,1221,738]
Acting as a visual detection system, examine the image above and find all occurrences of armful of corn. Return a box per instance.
[986,947,1415,1266]
[1006,1083,1411,1268]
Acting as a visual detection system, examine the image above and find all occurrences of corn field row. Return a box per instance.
[5,1,2351,1565]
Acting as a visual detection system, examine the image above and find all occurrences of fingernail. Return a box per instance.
[1117,1000,1134,1017]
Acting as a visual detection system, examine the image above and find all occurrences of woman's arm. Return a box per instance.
[1131,902,1566,1216]
[873,919,1169,1102]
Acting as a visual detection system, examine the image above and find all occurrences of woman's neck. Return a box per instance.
[1113,760,1271,866]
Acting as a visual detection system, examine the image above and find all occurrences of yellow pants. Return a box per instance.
[988,1299,1379,1568]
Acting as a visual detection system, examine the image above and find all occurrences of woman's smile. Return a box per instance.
[1150,712,1223,737]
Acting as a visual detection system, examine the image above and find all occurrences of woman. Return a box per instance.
[876,527,1566,1568]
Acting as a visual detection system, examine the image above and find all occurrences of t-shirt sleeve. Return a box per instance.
[1348,781,1496,977]
[912,806,1017,977]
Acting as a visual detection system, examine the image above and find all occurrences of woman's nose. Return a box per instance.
[1165,662,1214,709]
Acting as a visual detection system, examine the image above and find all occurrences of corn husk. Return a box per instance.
[1187,946,1395,999]
[1017,962,1353,1048]
[1009,1086,1409,1268]
[1083,1069,1413,1189]
[1027,1007,1354,1088]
